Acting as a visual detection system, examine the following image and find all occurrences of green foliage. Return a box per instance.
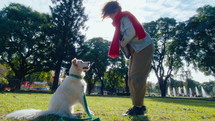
[25,71,53,83]
[144,5,215,96]
[168,78,184,88]
[183,5,215,76]
[104,54,128,94]
[0,64,9,79]
[79,37,128,95]
[201,81,215,95]
[186,79,200,90]
[0,78,8,85]
[50,0,88,90]
[104,69,124,94]
[146,81,153,95]
[0,3,53,81]
[80,37,110,94]
[144,17,181,97]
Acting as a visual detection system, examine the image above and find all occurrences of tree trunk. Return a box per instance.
[14,72,25,90]
[159,78,167,97]
[125,74,129,94]
[52,60,62,91]
[160,86,166,97]
[100,78,104,95]
[87,83,94,95]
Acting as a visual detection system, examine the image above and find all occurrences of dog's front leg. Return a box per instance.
[70,106,74,113]
[79,94,94,115]
[71,105,83,116]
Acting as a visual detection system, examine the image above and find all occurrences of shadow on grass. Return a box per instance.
[32,114,98,121]
[34,115,149,121]
[148,97,215,108]
[128,115,149,121]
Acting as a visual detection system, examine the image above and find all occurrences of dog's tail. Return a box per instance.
[6,109,52,120]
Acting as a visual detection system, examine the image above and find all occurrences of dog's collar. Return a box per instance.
[69,73,82,79]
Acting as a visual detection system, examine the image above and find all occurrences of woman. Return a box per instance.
[101,1,154,116]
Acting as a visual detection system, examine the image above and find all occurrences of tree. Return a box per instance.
[185,5,215,76]
[50,0,88,90]
[26,71,53,83]
[144,18,183,97]
[105,56,128,95]
[116,54,129,94]
[186,79,200,90]
[80,37,110,95]
[0,64,9,79]
[168,77,184,89]
[146,81,153,96]
[0,3,52,87]
[104,49,129,94]
[105,69,122,94]
[201,81,215,96]
[0,64,9,91]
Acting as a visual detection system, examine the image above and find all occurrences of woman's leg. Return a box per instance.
[129,44,153,106]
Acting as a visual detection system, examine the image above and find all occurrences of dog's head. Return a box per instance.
[72,58,90,71]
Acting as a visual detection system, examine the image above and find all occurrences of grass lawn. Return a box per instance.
[0,92,215,121]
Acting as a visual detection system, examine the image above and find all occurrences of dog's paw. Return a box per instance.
[89,109,94,115]
[72,112,83,116]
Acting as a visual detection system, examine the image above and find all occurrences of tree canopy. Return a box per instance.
[80,37,110,94]
[0,3,52,82]
[185,5,215,76]
[50,0,88,90]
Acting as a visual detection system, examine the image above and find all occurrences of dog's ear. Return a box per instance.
[72,58,78,67]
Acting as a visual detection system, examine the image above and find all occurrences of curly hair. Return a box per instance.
[101,1,122,19]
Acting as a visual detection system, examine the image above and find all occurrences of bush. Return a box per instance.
[0,78,9,91]
[0,78,8,85]
[0,64,9,79]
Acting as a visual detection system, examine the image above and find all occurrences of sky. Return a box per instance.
[0,0,214,83]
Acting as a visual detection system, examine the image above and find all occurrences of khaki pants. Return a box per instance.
[128,44,154,106]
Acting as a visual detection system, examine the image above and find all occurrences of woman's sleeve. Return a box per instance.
[120,17,136,47]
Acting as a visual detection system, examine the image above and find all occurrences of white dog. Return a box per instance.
[6,58,91,120]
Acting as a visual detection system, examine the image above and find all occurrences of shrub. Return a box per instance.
[0,78,8,85]
[0,78,9,91]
